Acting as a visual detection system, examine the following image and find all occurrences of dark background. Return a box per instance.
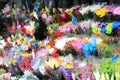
[0,0,120,10]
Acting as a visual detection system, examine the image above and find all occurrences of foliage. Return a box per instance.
[99,58,113,76]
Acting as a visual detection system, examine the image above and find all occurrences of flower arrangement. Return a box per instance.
[98,58,113,78]
[92,21,120,36]
[1,1,120,80]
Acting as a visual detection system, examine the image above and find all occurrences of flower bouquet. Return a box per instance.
[61,42,78,56]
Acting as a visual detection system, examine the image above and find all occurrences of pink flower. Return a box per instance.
[22,45,29,51]
[60,28,66,33]
[113,7,120,15]
[46,16,52,21]
[84,24,91,29]
[105,5,116,13]
[2,6,10,13]
[85,64,93,71]
[17,25,21,29]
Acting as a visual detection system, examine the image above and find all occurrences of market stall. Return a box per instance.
[0,0,120,80]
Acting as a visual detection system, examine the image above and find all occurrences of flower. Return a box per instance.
[79,5,102,15]
[0,36,6,49]
[45,57,60,69]
[90,4,102,13]
[96,7,107,18]
[105,5,116,13]
[113,7,120,15]
[106,23,113,34]
[65,9,73,16]
[2,6,10,13]
[94,70,100,80]
[79,6,91,15]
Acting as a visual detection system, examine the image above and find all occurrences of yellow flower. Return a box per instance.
[61,61,74,69]
[21,53,32,58]
[96,7,107,18]
[65,9,73,16]
[46,45,51,50]
[45,58,60,68]
[97,43,107,49]
[39,42,44,47]
[60,57,74,69]
[30,12,34,16]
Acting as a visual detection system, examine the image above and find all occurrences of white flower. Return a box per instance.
[111,74,114,80]
[2,6,10,13]
[89,4,103,13]
[0,36,6,49]
[55,36,76,50]
[93,70,100,80]
[101,73,105,80]
[79,5,103,15]
[24,21,35,35]
[79,6,91,15]
[90,21,99,28]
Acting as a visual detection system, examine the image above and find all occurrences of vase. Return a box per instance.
[62,0,74,8]
[49,0,58,8]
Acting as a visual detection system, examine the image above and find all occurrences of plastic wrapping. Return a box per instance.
[31,48,49,73]
[31,57,44,73]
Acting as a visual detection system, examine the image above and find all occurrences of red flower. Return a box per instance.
[4,38,8,42]
[20,27,26,33]
[52,48,59,57]
[48,41,54,47]
[56,12,70,25]
[55,30,63,38]
[4,51,9,56]
[55,8,61,14]
[48,31,52,37]
[6,42,11,47]
[8,28,15,34]
[118,28,120,35]
[19,58,34,72]
[61,12,70,22]
[85,64,93,71]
